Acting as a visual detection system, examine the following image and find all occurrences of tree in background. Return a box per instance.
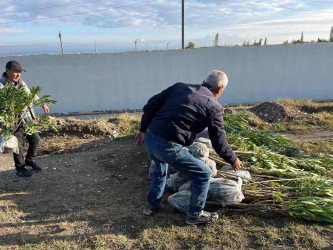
[264,37,268,45]
[214,33,219,47]
[317,38,329,43]
[291,32,304,44]
[185,42,195,49]
[330,26,333,42]
[242,41,250,46]
[254,38,262,45]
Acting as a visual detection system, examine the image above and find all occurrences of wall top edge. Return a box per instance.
[1,42,332,58]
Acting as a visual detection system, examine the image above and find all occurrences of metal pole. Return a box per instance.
[182,0,184,49]
[58,31,64,54]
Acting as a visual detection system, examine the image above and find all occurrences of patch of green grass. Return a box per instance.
[141,226,182,249]
[116,113,141,137]
[243,215,328,250]
[91,234,135,249]
[139,218,244,249]
[268,122,312,132]
[294,141,333,156]
[282,223,324,250]
[250,226,280,247]
[315,112,333,128]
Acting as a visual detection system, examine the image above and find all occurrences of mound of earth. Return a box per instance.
[43,117,118,138]
[300,105,333,113]
[249,102,314,123]
[37,117,119,155]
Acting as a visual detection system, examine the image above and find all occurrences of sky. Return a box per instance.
[0,0,333,56]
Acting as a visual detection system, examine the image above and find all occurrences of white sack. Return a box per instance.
[200,157,217,177]
[166,173,189,192]
[0,135,19,154]
[208,178,244,207]
[220,165,252,183]
[188,142,209,158]
[167,190,191,214]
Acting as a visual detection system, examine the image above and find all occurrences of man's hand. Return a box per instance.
[231,158,244,172]
[135,131,145,146]
[43,105,49,114]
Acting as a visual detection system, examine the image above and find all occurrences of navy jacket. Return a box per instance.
[140,82,237,164]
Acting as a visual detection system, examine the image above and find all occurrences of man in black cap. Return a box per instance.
[0,60,49,177]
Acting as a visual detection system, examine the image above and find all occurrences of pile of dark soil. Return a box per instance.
[300,105,333,113]
[249,102,314,123]
[249,102,286,123]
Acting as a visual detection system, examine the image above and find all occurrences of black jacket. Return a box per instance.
[140,82,237,164]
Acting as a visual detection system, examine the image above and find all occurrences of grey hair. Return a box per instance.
[204,70,228,91]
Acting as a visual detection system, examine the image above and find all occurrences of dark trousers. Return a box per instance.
[13,127,40,170]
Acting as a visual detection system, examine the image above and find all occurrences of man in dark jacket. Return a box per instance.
[136,70,243,225]
[0,60,49,177]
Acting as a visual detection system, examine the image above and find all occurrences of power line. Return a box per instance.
[224,0,333,13]
[0,0,104,15]
[0,1,154,25]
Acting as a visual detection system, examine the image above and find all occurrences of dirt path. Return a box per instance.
[280,129,333,142]
[0,137,172,246]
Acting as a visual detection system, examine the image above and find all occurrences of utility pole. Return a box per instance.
[182,0,184,49]
[58,31,64,54]
[135,39,139,51]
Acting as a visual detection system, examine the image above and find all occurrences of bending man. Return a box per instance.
[136,70,243,225]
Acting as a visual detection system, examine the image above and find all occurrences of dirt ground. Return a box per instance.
[0,136,159,245]
[0,101,332,249]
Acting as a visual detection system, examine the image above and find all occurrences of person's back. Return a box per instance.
[148,82,222,146]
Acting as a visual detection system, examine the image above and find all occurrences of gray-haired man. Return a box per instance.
[136,70,243,225]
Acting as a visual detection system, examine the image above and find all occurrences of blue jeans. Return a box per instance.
[144,131,212,216]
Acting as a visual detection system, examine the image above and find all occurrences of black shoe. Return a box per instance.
[16,167,32,177]
[25,161,42,170]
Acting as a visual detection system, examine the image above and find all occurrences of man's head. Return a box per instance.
[5,60,25,83]
[204,70,228,98]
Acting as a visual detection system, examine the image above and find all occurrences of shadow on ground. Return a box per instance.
[0,138,188,247]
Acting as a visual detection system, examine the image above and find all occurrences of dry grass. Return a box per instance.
[276,98,320,109]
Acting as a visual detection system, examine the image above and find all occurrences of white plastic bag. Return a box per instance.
[200,157,217,177]
[195,137,213,150]
[208,178,244,207]
[0,135,19,154]
[220,165,252,183]
[188,142,209,158]
[166,173,189,192]
[167,190,191,214]
[179,180,192,191]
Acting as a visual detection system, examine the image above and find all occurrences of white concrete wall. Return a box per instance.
[1,43,332,113]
